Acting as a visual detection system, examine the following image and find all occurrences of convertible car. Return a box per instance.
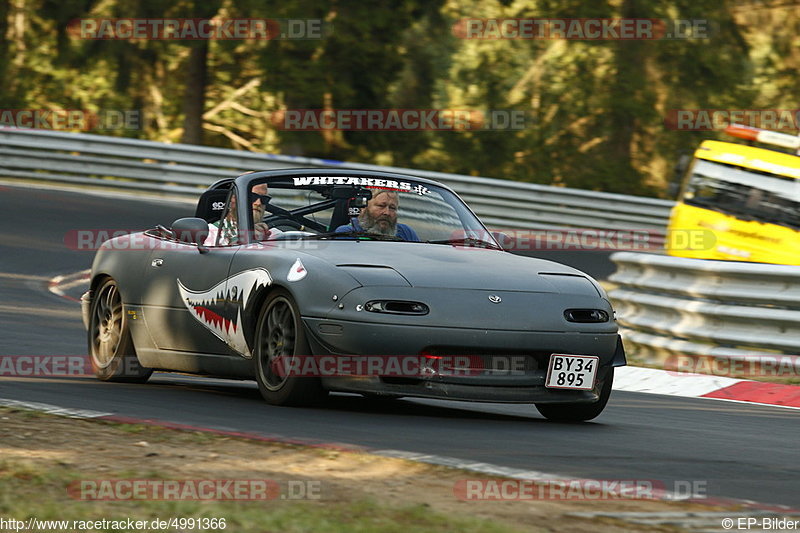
[82,168,626,421]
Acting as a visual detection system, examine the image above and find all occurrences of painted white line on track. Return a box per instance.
[680,395,800,411]
[374,449,577,482]
[48,269,90,302]
[0,397,111,418]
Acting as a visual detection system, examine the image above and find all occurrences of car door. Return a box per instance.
[139,183,247,358]
[140,241,240,356]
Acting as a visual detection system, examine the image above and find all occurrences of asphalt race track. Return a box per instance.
[1,182,798,508]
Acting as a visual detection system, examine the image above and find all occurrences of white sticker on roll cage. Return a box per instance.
[292,176,429,195]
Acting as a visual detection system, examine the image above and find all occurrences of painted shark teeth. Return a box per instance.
[177,268,273,358]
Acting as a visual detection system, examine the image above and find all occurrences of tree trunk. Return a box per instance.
[607,0,646,189]
[181,41,208,145]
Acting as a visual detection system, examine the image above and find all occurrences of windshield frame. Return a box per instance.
[230,169,499,246]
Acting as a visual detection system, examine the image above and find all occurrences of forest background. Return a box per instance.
[1,0,797,197]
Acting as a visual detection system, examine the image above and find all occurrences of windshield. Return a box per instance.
[247,175,498,246]
[683,159,800,230]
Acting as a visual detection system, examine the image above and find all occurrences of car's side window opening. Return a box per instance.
[210,188,240,246]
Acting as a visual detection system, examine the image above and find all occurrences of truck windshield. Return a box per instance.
[683,159,800,230]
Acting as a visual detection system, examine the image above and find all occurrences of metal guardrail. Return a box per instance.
[608,252,800,370]
[0,129,674,232]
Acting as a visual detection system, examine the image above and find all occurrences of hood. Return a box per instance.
[298,241,599,295]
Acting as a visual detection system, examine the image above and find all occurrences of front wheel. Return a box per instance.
[254,290,327,406]
[88,278,152,383]
[535,368,614,422]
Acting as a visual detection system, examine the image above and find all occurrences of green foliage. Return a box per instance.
[9,0,799,196]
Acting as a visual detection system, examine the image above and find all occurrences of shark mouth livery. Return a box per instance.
[177,268,273,358]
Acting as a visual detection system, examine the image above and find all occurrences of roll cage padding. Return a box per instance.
[195,179,234,223]
[195,189,232,223]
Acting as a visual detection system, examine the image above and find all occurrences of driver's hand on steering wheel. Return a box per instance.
[254,222,272,241]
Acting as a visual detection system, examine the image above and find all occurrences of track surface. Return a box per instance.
[1,183,798,508]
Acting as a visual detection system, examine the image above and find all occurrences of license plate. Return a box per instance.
[545,354,598,390]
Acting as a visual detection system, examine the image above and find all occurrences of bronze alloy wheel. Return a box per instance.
[88,278,151,382]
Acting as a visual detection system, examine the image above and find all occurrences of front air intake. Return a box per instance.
[564,309,609,323]
[364,300,429,315]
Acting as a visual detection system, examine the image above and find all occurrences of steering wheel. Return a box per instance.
[264,217,309,232]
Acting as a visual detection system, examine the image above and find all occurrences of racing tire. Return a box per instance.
[88,278,152,383]
[254,289,328,406]
[535,368,614,422]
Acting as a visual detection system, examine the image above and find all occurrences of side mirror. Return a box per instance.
[172,217,210,244]
[669,153,691,200]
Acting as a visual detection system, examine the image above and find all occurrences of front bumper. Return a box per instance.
[304,317,624,404]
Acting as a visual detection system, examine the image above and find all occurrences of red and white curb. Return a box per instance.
[614,366,800,409]
[48,269,90,303]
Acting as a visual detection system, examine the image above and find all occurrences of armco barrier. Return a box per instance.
[608,251,800,371]
[0,129,673,233]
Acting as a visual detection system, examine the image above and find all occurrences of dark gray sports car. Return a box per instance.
[82,168,626,421]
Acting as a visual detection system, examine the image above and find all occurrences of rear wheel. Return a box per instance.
[88,278,152,383]
[535,368,614,422]
[254,290,327,406]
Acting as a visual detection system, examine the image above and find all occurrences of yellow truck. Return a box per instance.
[666,124,800,265]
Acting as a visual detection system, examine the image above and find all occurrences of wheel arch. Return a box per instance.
[247,282,304,342]
[90,272,112,293]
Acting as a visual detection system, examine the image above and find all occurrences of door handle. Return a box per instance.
[151,258,164,267]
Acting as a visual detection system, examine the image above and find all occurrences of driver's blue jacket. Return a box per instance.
[335,217,419,241]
